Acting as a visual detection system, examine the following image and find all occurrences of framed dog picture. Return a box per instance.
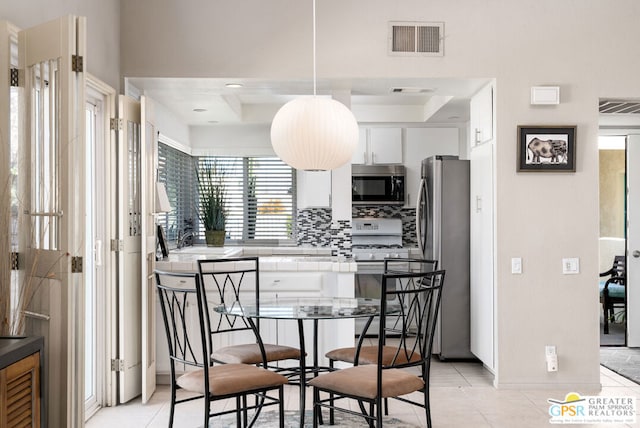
[517,125,576,172]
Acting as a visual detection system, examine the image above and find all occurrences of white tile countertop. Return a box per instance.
[155,246,357,273]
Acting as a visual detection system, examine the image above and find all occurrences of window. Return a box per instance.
[196,156,296,243]
[157,146,296,246]
[157,143,196,246]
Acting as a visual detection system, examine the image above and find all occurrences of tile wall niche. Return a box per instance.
[352,206,417,247]
[296,206,417,253]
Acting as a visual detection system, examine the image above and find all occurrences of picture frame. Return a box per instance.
[517,125,576,172]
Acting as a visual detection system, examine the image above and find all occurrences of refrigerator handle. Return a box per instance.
[416,178,426,255]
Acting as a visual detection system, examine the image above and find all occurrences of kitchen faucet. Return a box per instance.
[177,230,194,249]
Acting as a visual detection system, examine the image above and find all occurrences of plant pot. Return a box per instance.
[205,230,225,247]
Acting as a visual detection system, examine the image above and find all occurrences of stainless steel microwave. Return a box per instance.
[352,165,405,205]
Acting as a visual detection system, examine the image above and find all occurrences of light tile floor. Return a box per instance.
[87,361,640,428]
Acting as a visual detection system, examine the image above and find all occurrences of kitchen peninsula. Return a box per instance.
[154,247,357,377]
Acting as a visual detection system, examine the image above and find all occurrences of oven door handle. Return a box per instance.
[355,261,385,273]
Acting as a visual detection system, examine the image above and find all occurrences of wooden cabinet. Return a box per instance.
[352,128,402,164]
[0,337,43,428]
[470,83,494,146]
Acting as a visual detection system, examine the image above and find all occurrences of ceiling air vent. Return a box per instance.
[389,22,444,56]
[600,100,640,114]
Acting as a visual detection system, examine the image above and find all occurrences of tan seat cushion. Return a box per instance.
[177,363,288,397]
[308,365,424,399]
[212,343,302,364]
[326,345,421,366]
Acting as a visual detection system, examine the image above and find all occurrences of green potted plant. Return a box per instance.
[197,162,227,246]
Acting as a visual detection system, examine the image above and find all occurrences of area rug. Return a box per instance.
[600,347,640,384]
[208,409,419,427]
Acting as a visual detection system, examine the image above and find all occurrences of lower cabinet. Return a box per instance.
[0,337,43,428]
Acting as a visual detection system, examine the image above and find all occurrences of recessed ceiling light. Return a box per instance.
[207,120,218,124]
[193,108,207,112]
[225,83,243,88]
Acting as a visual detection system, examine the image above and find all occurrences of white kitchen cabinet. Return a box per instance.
[352,127,402,164]
[351,128,368,164]
[469,141,494,370]
[297,170,331,208]
[470,83,494,146]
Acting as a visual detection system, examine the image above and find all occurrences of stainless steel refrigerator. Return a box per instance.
[416,155,473,359]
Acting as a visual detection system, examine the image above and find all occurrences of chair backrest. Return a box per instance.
[611,256,626,283]
[379,269,445,369]
[155,271,209,370]
[197,257,260,342]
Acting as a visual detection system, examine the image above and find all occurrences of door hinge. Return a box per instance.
[111,359,124,372]
[10,68,19,87]
[71,54,83,72]
[71,256,83,273]
[110,118,123,131]
[10,252,19,270]
[111,239,124,252]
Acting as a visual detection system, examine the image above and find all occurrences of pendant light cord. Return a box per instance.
[312,0,317,96]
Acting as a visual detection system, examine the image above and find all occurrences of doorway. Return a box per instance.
[598,135,626,346]
[84,76,117,419]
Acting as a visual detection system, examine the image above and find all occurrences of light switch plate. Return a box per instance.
[511,257,522,274]
[562,258,580,274]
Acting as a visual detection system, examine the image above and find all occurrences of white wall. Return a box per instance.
[404,127,460,208]
[0,0,120,91]
[118,0,640,389]
[190,124,275,156]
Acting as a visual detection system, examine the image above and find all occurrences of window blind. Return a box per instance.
[157,143,196,245]
[196,156,295,242]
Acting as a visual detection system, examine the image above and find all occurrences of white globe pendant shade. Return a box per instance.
[270,97,359,171]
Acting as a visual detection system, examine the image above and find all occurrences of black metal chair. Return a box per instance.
[600,255,626,334]
[326,258,438,367]
[197,257,303,369]
[309,269,445,428]
[155,270,287,428]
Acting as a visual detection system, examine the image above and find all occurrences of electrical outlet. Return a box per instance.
[546,354,558,372]
[546,345,558,372]
[511,257,522,274]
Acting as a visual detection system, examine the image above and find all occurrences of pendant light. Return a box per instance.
[270,0,359,171]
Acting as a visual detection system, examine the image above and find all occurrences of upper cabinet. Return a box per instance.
[297,170,331,208]
[470,83,494,146]
[352,128,402,165]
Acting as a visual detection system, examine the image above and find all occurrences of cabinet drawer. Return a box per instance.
[259,273,323,292]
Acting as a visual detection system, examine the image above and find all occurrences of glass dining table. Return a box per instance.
[214,296,383,427]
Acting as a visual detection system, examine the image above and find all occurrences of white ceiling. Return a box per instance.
[126,77,491,127]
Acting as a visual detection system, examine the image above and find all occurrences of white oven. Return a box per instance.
[352,218,409,336]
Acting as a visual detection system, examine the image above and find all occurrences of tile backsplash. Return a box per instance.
[296,208,332,247]
[352,206,417,247]
[296,206,417,249]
